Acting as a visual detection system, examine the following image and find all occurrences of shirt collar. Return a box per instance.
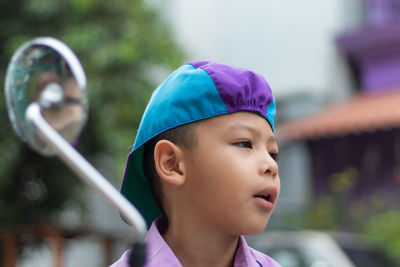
[144,217,262,267]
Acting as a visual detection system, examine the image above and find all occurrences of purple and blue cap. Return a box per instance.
[120,61,276,226]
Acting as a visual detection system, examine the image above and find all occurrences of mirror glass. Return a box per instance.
[5,37,87,155]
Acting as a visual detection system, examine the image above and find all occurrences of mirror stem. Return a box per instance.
[25,102,147,237]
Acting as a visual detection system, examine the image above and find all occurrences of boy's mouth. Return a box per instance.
[253,187,278,204]
[254,194,274,203]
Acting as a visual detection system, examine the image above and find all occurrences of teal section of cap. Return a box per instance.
[266,98,276,131]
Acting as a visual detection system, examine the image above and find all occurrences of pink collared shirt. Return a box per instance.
[111,218,281,267]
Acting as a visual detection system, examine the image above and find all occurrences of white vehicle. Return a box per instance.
[247,231,395,267]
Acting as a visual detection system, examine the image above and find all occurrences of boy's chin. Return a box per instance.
[245,226,268,236]
[240,218,271,236]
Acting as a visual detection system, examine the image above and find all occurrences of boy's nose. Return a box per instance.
[261,154,279,179]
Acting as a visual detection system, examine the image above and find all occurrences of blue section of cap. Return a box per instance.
[266,98,276,131]
[132,64,229,152]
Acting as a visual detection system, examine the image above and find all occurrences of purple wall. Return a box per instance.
[337,2,400,93]
[361,48,400,93]
[366,0,400,25]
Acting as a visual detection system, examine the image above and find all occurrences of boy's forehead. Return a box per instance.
[195,112,276,142]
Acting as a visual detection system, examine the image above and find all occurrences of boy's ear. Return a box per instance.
[154,140,186,186]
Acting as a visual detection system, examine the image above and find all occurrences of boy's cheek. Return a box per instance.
[276,178,281,200]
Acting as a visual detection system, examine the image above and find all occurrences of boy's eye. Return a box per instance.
[269,152,279,161]
[234,141,253,149]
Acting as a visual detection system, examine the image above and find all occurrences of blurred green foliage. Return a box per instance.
[0,0,183,227]
[302,193,400,262]
[283,174,400,262]
[364,210,400,262]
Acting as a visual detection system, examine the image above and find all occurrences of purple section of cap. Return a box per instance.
[188,61,273,117]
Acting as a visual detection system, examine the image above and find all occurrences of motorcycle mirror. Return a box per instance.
[4,37,87,155]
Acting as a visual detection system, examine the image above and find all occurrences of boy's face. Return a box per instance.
[180,112,280,236]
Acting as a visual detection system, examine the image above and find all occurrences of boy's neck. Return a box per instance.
[162,217,240,267]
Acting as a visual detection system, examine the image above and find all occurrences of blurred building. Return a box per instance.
[278,0,400,221]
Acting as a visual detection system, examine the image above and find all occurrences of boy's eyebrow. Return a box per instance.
[228,123,278,146]
[229,123,261,137]
[269,134,278,148]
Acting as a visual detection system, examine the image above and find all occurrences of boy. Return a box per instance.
[112,61,281,267]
